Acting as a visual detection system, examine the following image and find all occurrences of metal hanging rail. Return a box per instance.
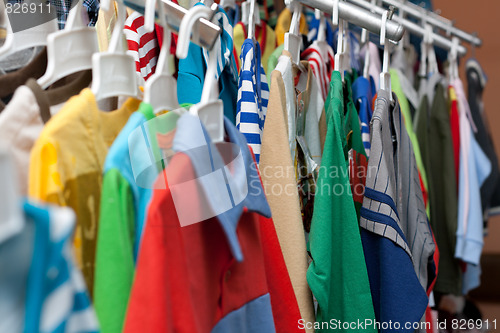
[297,0,405,41]
[124,0,222,50]
[381,0,482,46]
[348,0,468,56]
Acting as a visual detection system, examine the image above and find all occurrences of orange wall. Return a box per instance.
[433,0,500,254]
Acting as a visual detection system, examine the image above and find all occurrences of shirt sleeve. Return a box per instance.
[94,168,136,333]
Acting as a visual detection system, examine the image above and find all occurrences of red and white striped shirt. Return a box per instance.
[124,11,160,81]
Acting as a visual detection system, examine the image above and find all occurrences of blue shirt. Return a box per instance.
[236,39,269,164]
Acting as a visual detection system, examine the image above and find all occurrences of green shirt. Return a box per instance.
[391,69,430,216]
[94,103,184,332]
[307,71,377,332]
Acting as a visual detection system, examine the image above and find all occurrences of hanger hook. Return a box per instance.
[176,3,217,59]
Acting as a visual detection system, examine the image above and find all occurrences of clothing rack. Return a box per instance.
[126,0,405,50]
[125,0,222,49]
[296,0,405,41]
[380,0,482,46]
[348,0,468,56]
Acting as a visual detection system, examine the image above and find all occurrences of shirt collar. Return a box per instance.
[352,76,373,103]
[173,113,271,261]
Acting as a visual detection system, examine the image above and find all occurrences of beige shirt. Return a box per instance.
[260,67,316,330]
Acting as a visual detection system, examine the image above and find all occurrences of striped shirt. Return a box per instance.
[22,201,99,333]
[301,42,335,101]
[201,4,238,83]
[236,39,269,164]
[352,76,374,158]
[359,89,436,332]
[124,11,160,82]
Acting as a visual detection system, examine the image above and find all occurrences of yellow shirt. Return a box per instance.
[233,21,277,73]
[29,88,141,295]
[275,8,309,46]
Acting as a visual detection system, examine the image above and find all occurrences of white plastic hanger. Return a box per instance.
[37,0,98,90]
[361,0,376,79]
[0,147,24,244]
[425,25,438,76]
[334,0,347,81]
[143,0,180,113]
[176,4,214,59]
[177,3,224,143]
[313,9,330,60]
[284,0,302,65]
[379,10,393,102]
[448,36,459,82]
[91,0,140,101]
[0,1,57,61]
[245,0,260,40]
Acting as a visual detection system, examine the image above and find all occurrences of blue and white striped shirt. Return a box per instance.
[236,39,269,164]
[23,201,99,333]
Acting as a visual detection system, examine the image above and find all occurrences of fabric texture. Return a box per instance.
[236,39,269,164]
[275,8,308,46]
[391,68,429,209]
[50,0,99,29]
[0,71,91,195]
[307,71,376,333]
[466,59,500,220]
[22,201,99,333]
[452,78,491,294]
[259,68,316,331]
[425,82,460,296]
[233,21,277,72]
[28,88,140,295]
[301,41,335,101]
[124,11,161,82]
[94,103,183,333]
[124,114,277,333]
[360,89,435,332]
[352,76,374,158]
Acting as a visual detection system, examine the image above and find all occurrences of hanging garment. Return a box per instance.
[420,80,460,296]
[360,88,436,333]
[307,70,376,333]
[452,78,491,295]
[266,44,284,82]
[233,22,277,72]
[332,30,362,74]
[466,59,500,220]
[0,71,91,195]
[306,14,334,49]
[124,114,281,333]
[260,58,315,331]
[124,11,161,82]
[301,41,335,101]
[323,71,367,218]
[236,39,269,164]
[0,200,98,332]
[365,42,381,92]
[28,88,141,295]
[258,0,278,28]
[52,0,100,29]
[94,103,185,333]
[352,76,374,158]
[0,48,48,110]
[177,4,238,124]
[275,8,308,46]
[449,87,460,188]
[389,69,430,209]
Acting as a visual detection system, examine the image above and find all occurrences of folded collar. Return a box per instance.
[173,113,271,261]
